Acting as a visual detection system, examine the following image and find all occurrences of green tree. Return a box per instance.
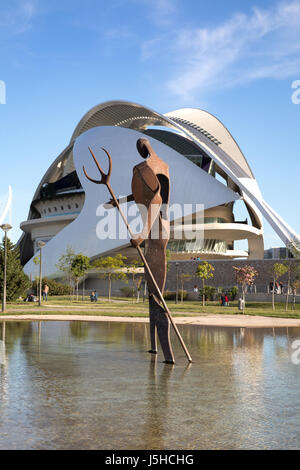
[166,249,171,273]
[286,239,300,311]
[93,254,128,302]
[195,261,214,306]
[200,285,217,302]
[0,237,31,301]
[283,259,300,312]
[71,254,91,301]
[271,263,288,310]
[291,278,300,310]
[56,246,76,296]
[228,286,238,301]
[233,265,258,313]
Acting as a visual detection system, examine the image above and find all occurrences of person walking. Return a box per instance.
[42,283,49,301]
[279,282,283,294]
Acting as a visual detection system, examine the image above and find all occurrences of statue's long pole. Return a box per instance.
[106,182,192,363]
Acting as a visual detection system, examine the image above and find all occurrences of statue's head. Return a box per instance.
[136,138,150,159]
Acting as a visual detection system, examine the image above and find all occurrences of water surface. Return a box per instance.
[0,320,299,449]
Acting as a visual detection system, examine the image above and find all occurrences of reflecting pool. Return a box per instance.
[0,320,299,449]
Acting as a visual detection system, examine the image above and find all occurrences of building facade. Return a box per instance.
[19,101,300,279]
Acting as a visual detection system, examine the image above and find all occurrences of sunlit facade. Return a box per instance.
[19,101,299,278]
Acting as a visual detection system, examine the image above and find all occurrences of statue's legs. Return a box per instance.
[142,216,173,363]
[149,305,157,353]
[148,295,175,364]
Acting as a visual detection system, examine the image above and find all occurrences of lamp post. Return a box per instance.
[37,241,46,306]
[1,224,12,313]
[175,262,179,304]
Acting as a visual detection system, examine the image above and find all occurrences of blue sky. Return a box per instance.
[0,0,299,249]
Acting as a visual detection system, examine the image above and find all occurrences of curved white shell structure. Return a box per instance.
[19,101,299,278]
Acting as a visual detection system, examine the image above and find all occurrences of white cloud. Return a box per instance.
[0,0,37,36]
[142,1,300,99]
[140,0,178,27]
[153,0,176,16]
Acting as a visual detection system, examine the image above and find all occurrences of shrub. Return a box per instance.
[120,286,134,298]
[32,277,70,296]
[163,290,187,301]
[199,285,216,301]
[228,286,238,301]
[219,286,239,301]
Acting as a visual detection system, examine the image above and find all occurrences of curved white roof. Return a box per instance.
[165,108,254,179]
[70,100,254,182]
[70,100,174,143]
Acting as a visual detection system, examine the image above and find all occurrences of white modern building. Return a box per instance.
[19,100,300,279]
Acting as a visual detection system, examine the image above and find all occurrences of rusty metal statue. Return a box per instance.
[130,138,174,363]
[83,138,192,364]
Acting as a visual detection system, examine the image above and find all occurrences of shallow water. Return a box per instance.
[0,320,299,450]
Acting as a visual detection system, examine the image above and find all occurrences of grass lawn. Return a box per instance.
[2,296,300,319]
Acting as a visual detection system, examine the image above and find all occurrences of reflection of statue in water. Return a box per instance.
[142,355,192,448]
[142,356,174,446]
[132,139,174,364]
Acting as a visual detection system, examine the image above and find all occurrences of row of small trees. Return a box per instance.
[1,236,299,310]
[271,261,300,311]
[194,257,300,312]
[0,237,80,301]
[55,247,143,302]
[0,240,144,303]
[195,261,246,308]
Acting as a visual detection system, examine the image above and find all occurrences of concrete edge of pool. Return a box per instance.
[0,313,300,328]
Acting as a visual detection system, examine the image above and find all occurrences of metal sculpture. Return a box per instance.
[83,138,192,364]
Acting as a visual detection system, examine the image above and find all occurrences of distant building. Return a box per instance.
[264,247,293,260]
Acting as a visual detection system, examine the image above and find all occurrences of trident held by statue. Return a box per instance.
[83,144,192,364]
